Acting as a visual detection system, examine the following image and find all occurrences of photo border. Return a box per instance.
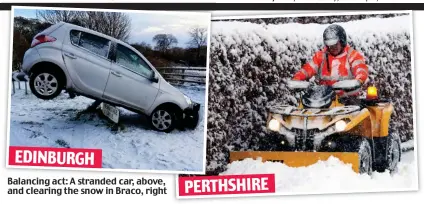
[6,5,211,175]
[176,9,419,199]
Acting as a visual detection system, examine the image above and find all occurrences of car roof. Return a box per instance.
[60,22,131,48]
[57,22,159,73]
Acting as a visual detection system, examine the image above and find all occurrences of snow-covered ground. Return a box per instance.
[401,139,415,152]
[8,82,206,172]
[221,149,418,194]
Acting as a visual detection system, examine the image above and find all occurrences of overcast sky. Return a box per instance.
[14,7,210,48]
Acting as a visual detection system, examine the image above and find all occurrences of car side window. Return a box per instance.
[115,44,154,78]
[70,30,110,58]
[70,30,80,45]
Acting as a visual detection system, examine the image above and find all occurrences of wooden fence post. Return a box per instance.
[182,69,185,84]
[12,81,15,94]
[156,67,206,85]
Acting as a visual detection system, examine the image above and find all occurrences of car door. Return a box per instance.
[103,43,160,112]
[61,29,112,98]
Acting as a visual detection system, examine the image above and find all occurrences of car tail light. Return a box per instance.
[30,35,56,48]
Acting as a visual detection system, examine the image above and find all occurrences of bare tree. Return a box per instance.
[187,26,208,62]
[36,10,131,41]
[82,11,131,41]
[187,26,208,48]
[36,10,83,25]
[153,34,178,54]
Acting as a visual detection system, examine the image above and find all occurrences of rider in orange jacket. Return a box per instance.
[293,24,369,98]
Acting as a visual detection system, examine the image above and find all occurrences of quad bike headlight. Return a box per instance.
[335,120,347,132]
[268,119,281,132]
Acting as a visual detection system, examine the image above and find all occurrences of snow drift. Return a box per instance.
[206,14,414,174]
[221,151,417,194]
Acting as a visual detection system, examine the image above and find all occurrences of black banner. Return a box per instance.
[0,3,423,11]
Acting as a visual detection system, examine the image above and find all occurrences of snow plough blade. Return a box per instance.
[229,151,360,173]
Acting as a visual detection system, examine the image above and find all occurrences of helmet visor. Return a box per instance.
[325,39,339,46]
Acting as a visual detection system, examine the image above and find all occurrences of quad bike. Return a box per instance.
[229,79,401,174]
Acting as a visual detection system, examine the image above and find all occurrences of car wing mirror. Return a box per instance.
[150,72,159,83]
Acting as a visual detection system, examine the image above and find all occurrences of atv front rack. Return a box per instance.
[268,104,361,117]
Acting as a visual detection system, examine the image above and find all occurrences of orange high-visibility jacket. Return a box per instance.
[293,45,369,97]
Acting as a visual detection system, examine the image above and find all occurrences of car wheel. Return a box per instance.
[30,70,64,100]
[150,107,177,133]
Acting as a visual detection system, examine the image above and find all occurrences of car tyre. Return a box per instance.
[30,69,64,100]
[150,107,177,133]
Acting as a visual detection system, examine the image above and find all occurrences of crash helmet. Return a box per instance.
[323,24,347,47]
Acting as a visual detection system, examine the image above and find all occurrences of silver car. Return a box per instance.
[21,22,200,132]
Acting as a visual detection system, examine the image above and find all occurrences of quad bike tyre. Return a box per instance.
[386,133,402,173]
[374,132,401,174]
[30,69,64,100]
[321,135,373,175]
[356,138,373,175]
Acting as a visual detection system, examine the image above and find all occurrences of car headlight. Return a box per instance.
[335,120,347,132]
[268,119,281,132]
[184,95,192,105]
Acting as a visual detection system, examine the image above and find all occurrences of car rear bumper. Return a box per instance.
[182,102,200,129]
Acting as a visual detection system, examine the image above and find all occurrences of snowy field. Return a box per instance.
[8,82,206,172]
[221,150,418,194]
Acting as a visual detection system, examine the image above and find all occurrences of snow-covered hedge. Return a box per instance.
[206,15,413,174]
[220,13,406,25]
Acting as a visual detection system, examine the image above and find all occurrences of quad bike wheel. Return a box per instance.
[320,135,372,175]
[387,133,402,173]
[150,107,178,133]
[30,69,64,100]
[357,138,373,175]
[375,133,401,174]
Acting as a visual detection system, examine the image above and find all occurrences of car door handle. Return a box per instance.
[111,71,122,77]
[64,52,77,59]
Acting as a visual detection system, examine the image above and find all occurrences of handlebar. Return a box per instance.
[286,79,361,91]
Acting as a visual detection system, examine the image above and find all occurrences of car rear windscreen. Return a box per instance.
[38,22,65,36]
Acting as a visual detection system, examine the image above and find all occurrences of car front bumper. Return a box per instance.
[182,102,201,129]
